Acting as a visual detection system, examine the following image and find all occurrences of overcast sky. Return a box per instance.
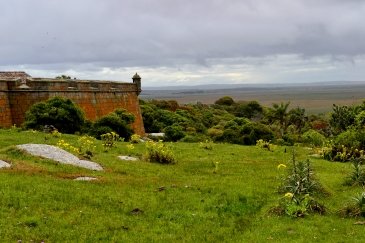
[1,0,365,86]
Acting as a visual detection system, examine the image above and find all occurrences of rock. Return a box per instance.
[16,144,103,171]
[118,156,138,161]
[148,133,165,137]
[0,160,11,168]
[74,177,97,181]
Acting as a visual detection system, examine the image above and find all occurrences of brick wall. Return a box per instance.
[0,82,13,127]
[0,79,145,135]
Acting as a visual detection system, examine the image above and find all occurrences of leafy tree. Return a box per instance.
[288,107,307,134]
[214,96,235,106]
[241,122,274,145]
[233,101,263,119]
[151,99,179,111]
[55,75,72,79]
[302,130,326,147]
[330,104,356,135]
[164,124,186,141]
[355,110,365,128]
[24,97,85,133]
[267,102,290,137]
[308,114,330,136]
[90,109,135,140]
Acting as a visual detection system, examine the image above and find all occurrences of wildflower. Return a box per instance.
[277,164,287,169]
[284,192,294,198]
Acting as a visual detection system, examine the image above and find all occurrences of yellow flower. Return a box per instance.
[277,164,287,169]
[284,192,294,198]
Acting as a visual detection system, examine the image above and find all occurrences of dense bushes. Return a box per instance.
[302,130,326,147]
[90,109,135,140]
[24,96,365,163]
[24,97,136,141]
[24,97,85,134]
[141,98,285,144]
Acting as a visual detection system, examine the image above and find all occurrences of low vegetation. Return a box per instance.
[4,96,365,241]
[0,129,364,241]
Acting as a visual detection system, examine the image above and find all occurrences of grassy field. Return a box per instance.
[0,128,364,242]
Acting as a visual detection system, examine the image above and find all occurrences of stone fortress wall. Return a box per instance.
[0,72,145,135]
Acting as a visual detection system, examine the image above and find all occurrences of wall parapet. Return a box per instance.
[1,79,139,93]
[0,73,145,135]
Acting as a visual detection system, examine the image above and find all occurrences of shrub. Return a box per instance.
[57,139,80,155]
[199,140,214,150]
[207,128,224,141]
[101,132,120,151]
[91,109,134,140]
[335,129,360,149]
[180,134,209,143]
[214,96,235,106]
[77,135,97,159]
[256,139,276,151]
[355,110,365,127]
[302,129,326,147]
[145,141,176,164]
[279,154,322,196]
[345,158,365,186]
[130,134,141,144]
[241,123,274,145]
[275,150,325,217]
[330,104,356,135]
[24,97,85,134]
[323,129,365,162]
[280,193,325,218]
[339,192,365,217]
[163,124,185,142]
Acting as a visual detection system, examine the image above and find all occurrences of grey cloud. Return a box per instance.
[1,0,365,69]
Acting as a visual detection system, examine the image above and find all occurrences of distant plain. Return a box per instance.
[141,82,365,114]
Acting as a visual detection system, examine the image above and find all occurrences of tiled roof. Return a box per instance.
[0,71,31,80]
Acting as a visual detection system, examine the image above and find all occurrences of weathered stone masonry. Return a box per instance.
[0,72,145,135]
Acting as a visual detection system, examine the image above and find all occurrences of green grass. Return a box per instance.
[0,128,364,242]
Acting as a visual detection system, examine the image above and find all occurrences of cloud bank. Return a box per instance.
[1,0,365,85]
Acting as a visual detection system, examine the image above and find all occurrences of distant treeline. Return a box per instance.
[141,96,365,161]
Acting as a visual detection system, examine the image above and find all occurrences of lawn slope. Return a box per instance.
[0,129,363,242]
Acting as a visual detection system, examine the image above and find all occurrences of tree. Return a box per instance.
[233,100,263,119]
[55,75,72,79]
[267,102,290,137]
[288,107,307,134]
[24,97,85,133]
[214,96,235,106]
[90,109,135,140]
[330,104,356,135]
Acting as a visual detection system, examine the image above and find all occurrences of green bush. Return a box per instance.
[345,158,365,186]
[355,110,365,127]
[323,129,365,162]
[164,124,186,142]
[330,104,356,135]
[207,128,224,141]
[335,129,360,149]
[241,123,274,145]
[90,109,134,140]
[24,97,85,134]
[302,129,326,147]
[339,192,365,217]
[145,141,176,164]
[276,151,325,217]
[214,96,235,106]
[101,132,120,151]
